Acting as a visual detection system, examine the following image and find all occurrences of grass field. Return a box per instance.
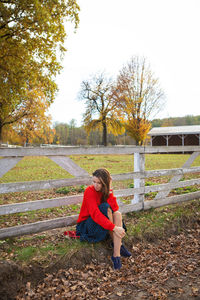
[0,153,200,183]
[0,156,73,184]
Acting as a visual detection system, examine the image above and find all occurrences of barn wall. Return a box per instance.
[152,134,200,146]
[185,134,199,145]
[152,136,166,146]
[169,135,182,146]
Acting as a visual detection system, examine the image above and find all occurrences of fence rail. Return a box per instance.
[0,145,200,239]
[1,145,200,156]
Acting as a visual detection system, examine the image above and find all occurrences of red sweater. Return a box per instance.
[77,185,119,231]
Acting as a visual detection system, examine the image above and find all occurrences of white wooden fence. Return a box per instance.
[0,145,200,239]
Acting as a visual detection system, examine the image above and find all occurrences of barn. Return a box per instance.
[148,125,200,146]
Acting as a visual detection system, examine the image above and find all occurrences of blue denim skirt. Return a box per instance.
[76,202,110,243]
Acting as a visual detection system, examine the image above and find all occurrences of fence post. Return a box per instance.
[132,152,145,205]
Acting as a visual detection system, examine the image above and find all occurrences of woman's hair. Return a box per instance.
[92,168,111,203]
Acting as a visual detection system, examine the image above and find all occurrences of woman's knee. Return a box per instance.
[107,207,113,221]
[113,211,122,223]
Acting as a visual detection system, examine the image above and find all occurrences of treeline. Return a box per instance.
[152,115,200,127]
[52,114,200,146]
[53,120,135,146]
[2,115,199,147]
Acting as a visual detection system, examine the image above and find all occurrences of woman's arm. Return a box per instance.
[107,192,119,212]
[85,188,115,231]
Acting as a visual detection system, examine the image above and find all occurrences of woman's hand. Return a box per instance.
[113,226,125,238]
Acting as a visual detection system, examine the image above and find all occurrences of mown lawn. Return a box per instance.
[0,153,200,183]
[71,153,200,174]
[0,156,73,184]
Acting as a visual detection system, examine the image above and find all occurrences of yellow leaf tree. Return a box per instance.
[112,56,165,145]
[80,73,124,146]
[0,0,80,142]
[2,89,55,145]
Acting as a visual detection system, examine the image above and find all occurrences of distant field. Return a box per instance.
[0,154,200,183]
[71,154,200,174]
[0,156,73,183]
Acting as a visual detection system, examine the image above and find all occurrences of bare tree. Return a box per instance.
[79,73,123,146]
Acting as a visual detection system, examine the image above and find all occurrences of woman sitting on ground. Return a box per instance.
[76,168,131,270]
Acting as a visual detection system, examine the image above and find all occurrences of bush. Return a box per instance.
[56,187,70,194]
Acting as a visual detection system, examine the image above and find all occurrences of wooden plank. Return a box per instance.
[155,151,200,199]
[1,166,200,194]
[119,202,143,213]
[0,146,139,156]
[117,178,200,197]
[119,191,200,214]
[0,172,142,194]
[1,190,200,239]
[0,176,92,194]
[0,157,23,177]
[144,178,200,193]
[144,166,200,178]
[144,190,200,210]
[1,177,199,216]
[48,156,89,177]
[1,145,200,157]
[133,153,145,204]
[0,188,137,215]
[0,194,83,215]
[0,215,78,239]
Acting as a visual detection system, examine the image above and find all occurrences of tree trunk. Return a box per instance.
[102,119,107,146]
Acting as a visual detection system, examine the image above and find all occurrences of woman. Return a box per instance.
[76,168,131,270]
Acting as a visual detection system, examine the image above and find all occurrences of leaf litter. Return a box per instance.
[14,223,200,300]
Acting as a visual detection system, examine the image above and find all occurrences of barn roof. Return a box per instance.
[149,125,200,136]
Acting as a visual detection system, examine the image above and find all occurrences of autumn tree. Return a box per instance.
[0,0,79,141]
[113,56,165,145]
[80,73,123,146]
[2,89,55,145]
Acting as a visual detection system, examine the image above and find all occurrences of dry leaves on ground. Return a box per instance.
[16,226,200,300]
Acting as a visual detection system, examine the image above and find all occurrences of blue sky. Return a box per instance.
[48,0,200,126]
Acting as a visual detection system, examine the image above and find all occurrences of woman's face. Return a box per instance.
[92,176,103,192]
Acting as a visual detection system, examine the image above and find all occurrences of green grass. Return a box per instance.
[173,186,199,194]
[0,154,200,184]
[9,238,89,263]
[56,185,86,194]
[0,156,73,183]
[126,199,200,241]
[70,154,134,174]
[16,246,37,261]
[70,154,200,175]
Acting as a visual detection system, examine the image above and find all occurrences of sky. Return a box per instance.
[48,0,200,127]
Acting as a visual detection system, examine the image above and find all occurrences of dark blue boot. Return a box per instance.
[111,256,122,269]
[120,244,132,257]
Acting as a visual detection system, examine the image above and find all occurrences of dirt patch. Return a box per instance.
[0,242,112,300]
